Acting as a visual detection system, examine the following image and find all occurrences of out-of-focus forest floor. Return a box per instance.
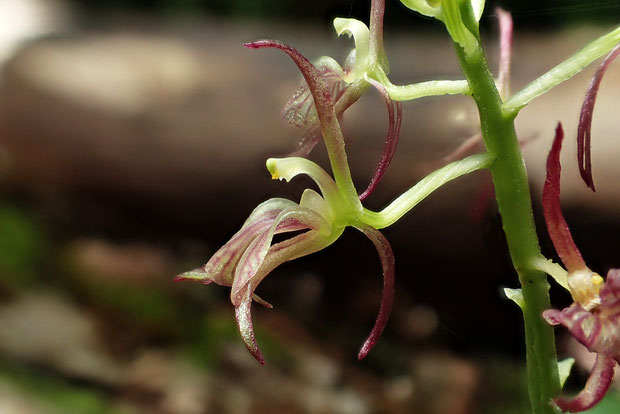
[0,1,619,413]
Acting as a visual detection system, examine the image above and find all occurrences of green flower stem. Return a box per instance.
[361,152,493,229]
[454,37,561,414]
[504,25,620,113]
[373,71,470,101]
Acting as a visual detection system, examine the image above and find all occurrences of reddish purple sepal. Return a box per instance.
[577,43,620,192]
[356,225,395,360]
[542,123,587,272]
[543,269,620,412]
[554,355,616,413]
[359,78,402,201]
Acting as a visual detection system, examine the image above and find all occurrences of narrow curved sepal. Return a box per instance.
[235,289,265,365]
[577,43,620,192]
[359,77,402,201]
[231,229,341,364]
[553,355,615,413]
[542,123,587,272]
[356,225,395,360]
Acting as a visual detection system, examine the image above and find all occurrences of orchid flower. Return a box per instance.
[541,123,620,412]
[176,39,396,365]
[176,37,493,365]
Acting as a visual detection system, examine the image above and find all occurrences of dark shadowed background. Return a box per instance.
[0,1,619,413]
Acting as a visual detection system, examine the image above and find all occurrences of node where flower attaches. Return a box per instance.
[541,123,620,412]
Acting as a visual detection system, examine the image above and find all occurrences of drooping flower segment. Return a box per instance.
[577,43,620,191]
[542,123,620,412]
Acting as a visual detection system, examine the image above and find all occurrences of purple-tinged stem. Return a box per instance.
[359,77,402,200]
[356,225,395,360]
[542,123,587,272]
[496,7,513,99]
[577,43,620,191]
[369,0,387,70]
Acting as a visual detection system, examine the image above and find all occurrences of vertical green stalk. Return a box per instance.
[453,22,561,414]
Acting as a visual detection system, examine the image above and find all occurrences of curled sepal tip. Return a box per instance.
[542,123,587,272]
[235,289,265,365]
[553,355,615,413]
[577,43,620,192]
[356,225,395,360]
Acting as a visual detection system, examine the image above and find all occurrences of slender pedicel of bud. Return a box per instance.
[553,355,616,413]
[496,7,513,99]
[359,77,402,200]
[542,123,587,271]
[577,43,620,191]
[356,225,395,360]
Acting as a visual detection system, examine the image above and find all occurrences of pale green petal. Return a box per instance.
[299,189,333,222]
[333,17,371,83]
[400,0,441,17]
[504,288,524,308]
[266,157,341,207]
[471,0,485,22]
[441,0,478,55]
[558,358,575,387]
